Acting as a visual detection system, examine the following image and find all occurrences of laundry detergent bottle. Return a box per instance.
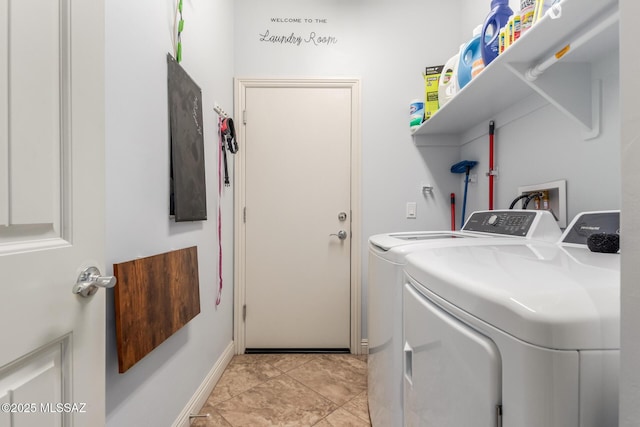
[481,0,513,66]
[457,26,483,90]
[438,45,463,107]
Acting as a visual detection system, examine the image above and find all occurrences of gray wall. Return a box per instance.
[104,1,234,425]
[620,0,640,424]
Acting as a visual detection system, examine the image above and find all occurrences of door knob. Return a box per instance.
[72,266,117,297]
[330,230,348,240]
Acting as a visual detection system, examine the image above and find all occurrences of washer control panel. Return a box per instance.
[462,210,538,236]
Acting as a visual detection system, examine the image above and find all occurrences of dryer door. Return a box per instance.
[403,282,501,427]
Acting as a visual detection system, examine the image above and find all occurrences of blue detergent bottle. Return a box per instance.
[481,0,513,66]
[457,26,483,90]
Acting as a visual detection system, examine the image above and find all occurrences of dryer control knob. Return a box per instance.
[488,214,499,225]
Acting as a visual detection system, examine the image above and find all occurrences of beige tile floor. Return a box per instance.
[191,353,371,427]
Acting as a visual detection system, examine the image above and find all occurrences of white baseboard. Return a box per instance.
[171,341,235,427]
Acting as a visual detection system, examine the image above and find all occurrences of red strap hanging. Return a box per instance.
[216,117,223,306]
[215,111,239,306]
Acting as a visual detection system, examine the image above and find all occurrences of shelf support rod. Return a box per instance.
[526,9,619,81]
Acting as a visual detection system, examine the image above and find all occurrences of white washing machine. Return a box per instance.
[367,210,562,427]
[402,211,620,427]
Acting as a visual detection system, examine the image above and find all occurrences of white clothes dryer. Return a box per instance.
[367,210,561,427]
[402,211,620,427]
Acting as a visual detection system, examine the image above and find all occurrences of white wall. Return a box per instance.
[97,0,637,423]
[233,0,469,234]
[457,0,622,221]
[104,1,234,425]
[619,0,640,423]
[234,0,465,336]
[460,50,621,220]
[234,0,622,338]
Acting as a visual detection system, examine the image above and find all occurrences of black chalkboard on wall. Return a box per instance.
[167,54,207,221]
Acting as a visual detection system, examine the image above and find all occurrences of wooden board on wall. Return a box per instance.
[113,246,201,373]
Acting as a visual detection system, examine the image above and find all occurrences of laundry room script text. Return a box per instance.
[258,17,338,47]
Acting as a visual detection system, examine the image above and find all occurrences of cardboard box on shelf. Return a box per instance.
[424,65,444,120]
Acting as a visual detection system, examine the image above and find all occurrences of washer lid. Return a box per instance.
[369,209,561,252]
[405,243,620,350]
[369,232,476,252]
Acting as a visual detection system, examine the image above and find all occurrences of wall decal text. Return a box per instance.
[258,17,337,47]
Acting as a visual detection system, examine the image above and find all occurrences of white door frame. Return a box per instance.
[233,77,362,354]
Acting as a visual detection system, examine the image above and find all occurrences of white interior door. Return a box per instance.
[240,82,356,350]
[0,1,105,426]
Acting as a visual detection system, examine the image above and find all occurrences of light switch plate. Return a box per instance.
[406,202,417,219]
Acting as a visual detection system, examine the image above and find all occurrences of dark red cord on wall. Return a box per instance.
[489,121,495,210]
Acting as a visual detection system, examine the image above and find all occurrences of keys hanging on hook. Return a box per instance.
[221,118,238,154]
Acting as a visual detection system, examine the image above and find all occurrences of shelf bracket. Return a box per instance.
[505,62,601,140]
[583,78,601,140]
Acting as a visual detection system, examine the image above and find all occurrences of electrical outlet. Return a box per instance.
[517,180,567,228]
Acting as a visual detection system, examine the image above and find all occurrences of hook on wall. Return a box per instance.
[214,104,229,118]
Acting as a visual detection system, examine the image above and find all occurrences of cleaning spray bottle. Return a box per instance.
[520,0,536,35]
[481,0,513,66]
[532,0,557,25]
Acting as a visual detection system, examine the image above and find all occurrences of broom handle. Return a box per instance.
[461,168,470,229]
[451,193,456,231]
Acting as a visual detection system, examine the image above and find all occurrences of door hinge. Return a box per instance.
[243,110,247,125]
[496,405,503,427]
[242,304,247,321]
[243,207,246,223]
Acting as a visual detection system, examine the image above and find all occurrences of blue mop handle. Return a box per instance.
[461,167,470,228]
